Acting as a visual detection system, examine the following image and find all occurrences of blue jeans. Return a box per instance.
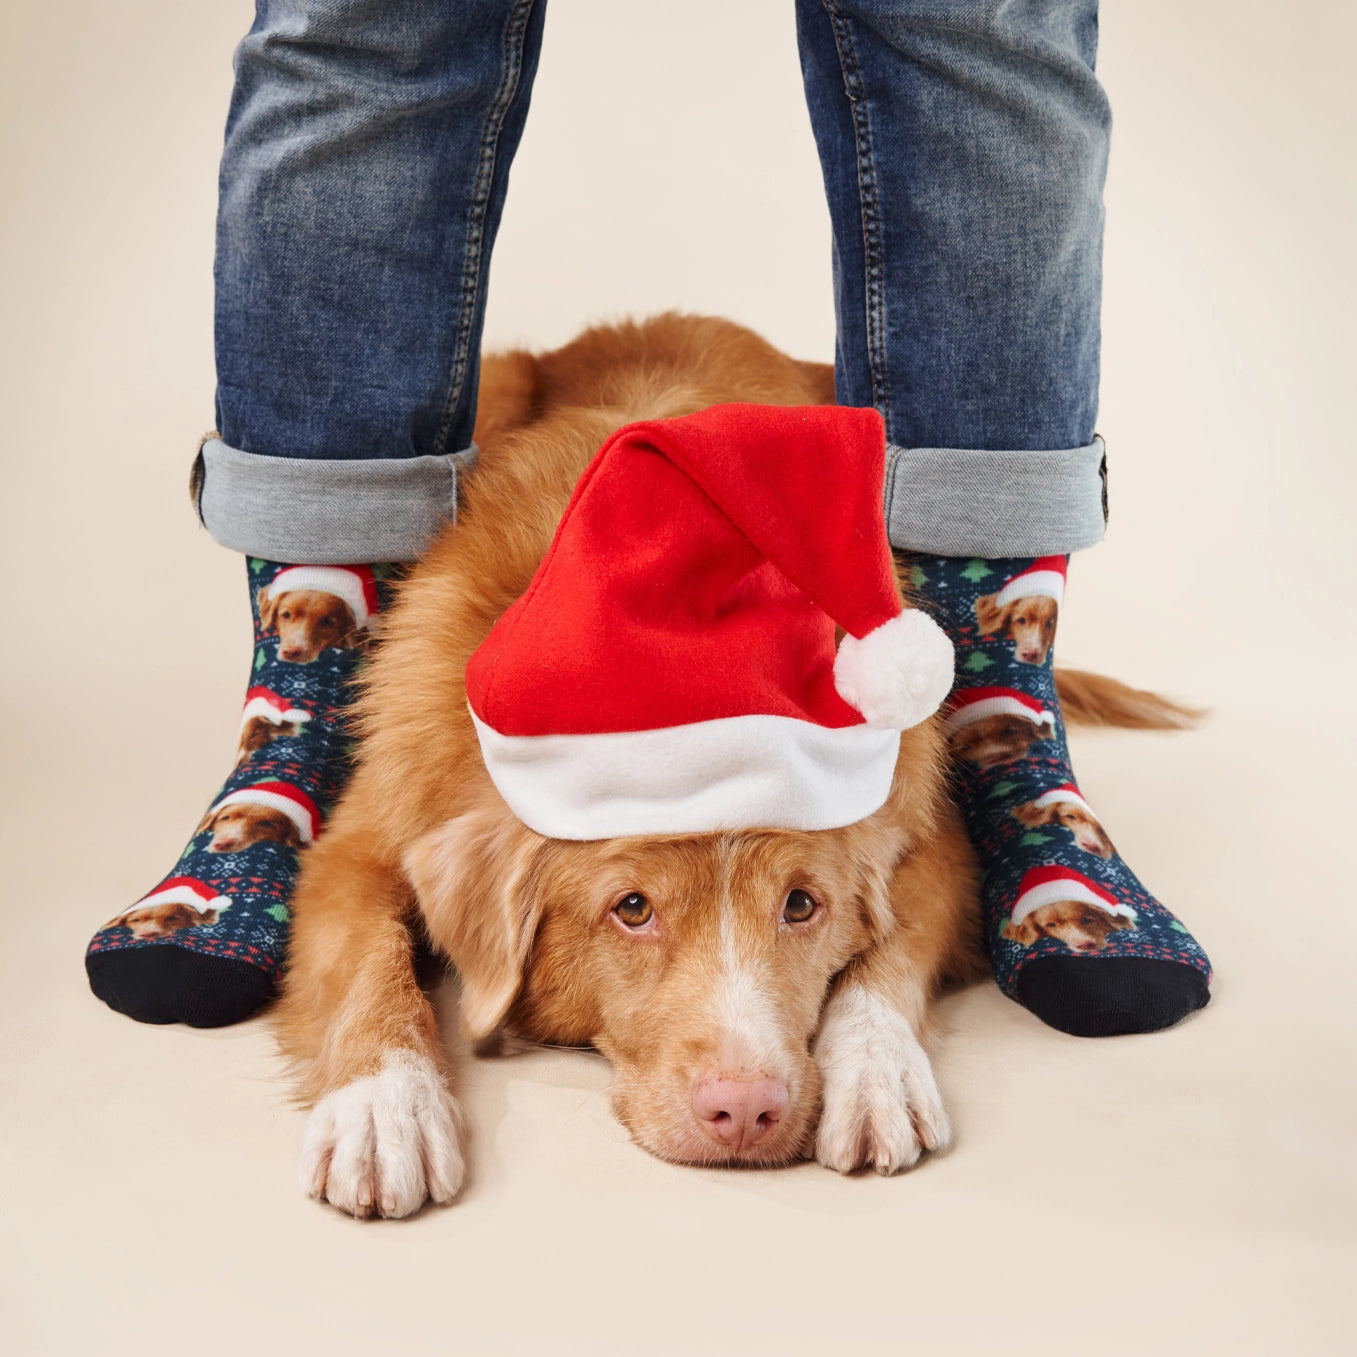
[198,0,1110,564]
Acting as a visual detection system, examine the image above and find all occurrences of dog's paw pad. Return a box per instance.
[812,984,950,1176]
[300,1050,465,1218]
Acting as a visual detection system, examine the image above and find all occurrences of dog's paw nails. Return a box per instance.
[812,984,949,1177]
[300,1050,466,1219]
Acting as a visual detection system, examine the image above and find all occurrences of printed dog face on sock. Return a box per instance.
[974,593,1059,665]
[235,715,303,767]
[949,714,1055,771]
[405,798,908,1167]
[105,902,219,940]
[199,803,302,853]
[1002,901,1136,954]
[1012,799,1115,858]
[258,588,364,664]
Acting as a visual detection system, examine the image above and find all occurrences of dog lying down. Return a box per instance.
[279,314,1191,1218]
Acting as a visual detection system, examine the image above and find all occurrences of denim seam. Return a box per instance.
[823,2,890,429]
[432,0,536,459]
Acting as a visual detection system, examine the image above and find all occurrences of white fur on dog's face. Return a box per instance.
[405,805,906,1168]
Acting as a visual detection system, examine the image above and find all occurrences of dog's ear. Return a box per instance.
[257,585,278,631]
[196,808,220,836]
[198,907,220,927]
[1110,912,1137,933]
[1011,801,1050,827]
[1001,915,1041,946]
[404,805,545,1041]
[973,594,1008,636]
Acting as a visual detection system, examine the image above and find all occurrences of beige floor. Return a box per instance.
[3,2,1355,1354]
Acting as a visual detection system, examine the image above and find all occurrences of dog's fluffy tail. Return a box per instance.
[1054,668,1205,730]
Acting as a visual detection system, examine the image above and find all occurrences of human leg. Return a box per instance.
[87,0,546,1025]
[796,0,1209,1034]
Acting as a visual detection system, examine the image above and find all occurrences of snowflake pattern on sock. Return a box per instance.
[86,558,396,1022]
[908,553,1211,1010]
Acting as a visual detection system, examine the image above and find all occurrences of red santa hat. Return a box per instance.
[465,403,955,840]
[1010,865,1136,925]
[134,876,232,917]
[209,781,322,843]
[992,556,1067,608]
[1030,782,1094,815]
[945,686,1056,732]
[260,565,379,630]
[239,687,311,732]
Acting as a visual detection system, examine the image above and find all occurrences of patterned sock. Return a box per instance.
[85,558,395,1027]
[907,553,1211,1037]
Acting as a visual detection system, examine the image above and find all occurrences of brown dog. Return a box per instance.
[275,314,1192,1219]
[1012,794,1115,858]
[257,588,366,664]
[975,593,1059,665]
[1002,901,1136,953]
[235,715,304,767]
[104,901,219,940]
[199,802,301,854]
[949,713,1055,770]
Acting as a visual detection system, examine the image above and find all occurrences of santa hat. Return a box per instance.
[134,876,231,917]
[1030,782,1094,815]
[209,781,322,843]
[239,687,311,732]
[945,686,1056,732]
[1010,865,1136,925]
[466,403,955,840]
[260,565,379,630]
[992,556,1067,608]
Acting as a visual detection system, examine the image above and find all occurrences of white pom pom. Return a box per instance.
[833,609,955,730]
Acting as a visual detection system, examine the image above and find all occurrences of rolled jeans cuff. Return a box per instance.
[883,436,1108,558]
[192,438,479,564]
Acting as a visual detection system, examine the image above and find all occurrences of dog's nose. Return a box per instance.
[692,1076,789,1151]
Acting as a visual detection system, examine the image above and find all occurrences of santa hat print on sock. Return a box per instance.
[991,556,1067,608]
[1010,865,1137,926]
[133,876,232,918]
[261,565,380,630]
[209,782,322,843]
[466,403,955,840]
[946,686,1056,733]
[239,687,311,731]
[1030,782,1094,815]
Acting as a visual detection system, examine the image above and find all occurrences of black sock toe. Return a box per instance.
[86,947,275,1028]
[1015,956,1210,1038]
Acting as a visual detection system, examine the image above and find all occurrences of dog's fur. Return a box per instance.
[105,901,219,940]
[258,587,365,664]
[1012,797,1115,857]
[274,314,1194,1219]
[235,715,303,767]
[198,802,301,854]
[1001,902,1137,953]
[975,592,1058,665]
[948,713,1056,771]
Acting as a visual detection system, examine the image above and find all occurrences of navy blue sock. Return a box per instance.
[909,553,1211,1037]
[85,558,396,1026]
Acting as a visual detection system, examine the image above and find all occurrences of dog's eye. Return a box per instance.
[280,609,292,620]
[614,892,652,927]
[783,889,817,924]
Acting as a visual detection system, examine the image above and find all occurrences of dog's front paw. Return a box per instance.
[812,984,950,1175]
[300,1050,466,1218]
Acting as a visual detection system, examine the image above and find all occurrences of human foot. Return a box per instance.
[85,559,393,1026]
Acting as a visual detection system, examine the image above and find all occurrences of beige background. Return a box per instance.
[3,2,1355,1353]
